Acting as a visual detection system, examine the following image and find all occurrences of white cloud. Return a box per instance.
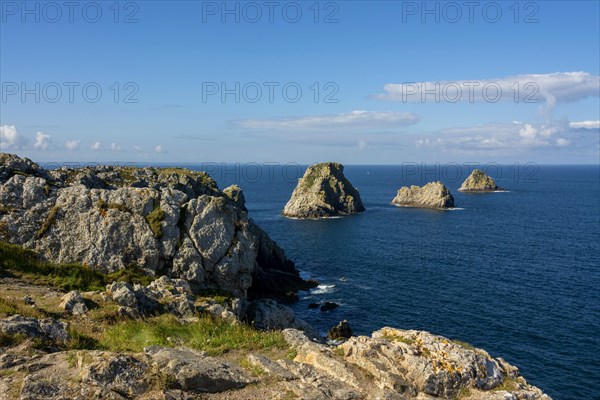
[0,125,27,150]
[110,143,121,151]
[65,140,81,151]
[133,146,143,153]
[90,142,101,151]
[414,119,596,154]
[569,120,600,129]
[33,132,52,150]
[375,72,600,114]
[234,110,420,132]
[357,141,368,151]
[154,145,164,153]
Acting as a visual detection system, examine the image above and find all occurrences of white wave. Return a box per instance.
[311,284,336,295]
[284,215,343,220]
[493,190,511,193]
[448,207,465,211]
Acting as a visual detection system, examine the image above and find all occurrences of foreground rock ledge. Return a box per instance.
[0,315,552,400]
[283,162,365,219]
[392,181,455,209]
[459,169,503,192]
[0,153,309,301]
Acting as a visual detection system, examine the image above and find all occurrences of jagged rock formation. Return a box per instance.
[392,181,455,209]
[223,184,247,212]
[283,162,365,218]
[0,316,552,400]
[59,291,88,315]
[0,153,308,300]
[0,315,70,344]
[459,169,502,192]
[278,328,551,399]
[328,320,352,340]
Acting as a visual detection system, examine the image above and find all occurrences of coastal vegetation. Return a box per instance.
[0,241,151,291]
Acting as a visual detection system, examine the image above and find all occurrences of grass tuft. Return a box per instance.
[145,206,165,239]
[101,314,288,356]
[35,206,60,239]
[0,241,151,292]
[453,340,476,351]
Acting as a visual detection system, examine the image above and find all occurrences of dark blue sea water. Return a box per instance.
[193,163,599,400]
[64,161,595,399]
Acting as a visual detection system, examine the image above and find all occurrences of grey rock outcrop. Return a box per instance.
[244,298,320,340]
[0,315,70,344]
[278,327,552,400]
[0,153,308,300]
[0,321,552,400]
[328,320,352,340]
[145,346,253,393]
[459,169,502,192]
[59,291,88,315]
[283,162,365,218]
[81,353,149,397]
[223,184,247,212]
[106,277,196,318]
[392,181,455,209]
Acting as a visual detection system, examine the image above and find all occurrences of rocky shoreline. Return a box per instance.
[0,273,551,400]
[0,154,549,399]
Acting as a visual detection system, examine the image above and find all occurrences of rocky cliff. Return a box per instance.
[0,153,308,300]
[0,305,552,400]
[459,169,502,192]
[283,162,365,218]
[0,154,552,400]
[392,181,455,209]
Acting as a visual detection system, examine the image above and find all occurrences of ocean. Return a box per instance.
[189,163,599,400]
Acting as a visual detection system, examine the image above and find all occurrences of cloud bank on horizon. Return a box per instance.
[2,71,598,162]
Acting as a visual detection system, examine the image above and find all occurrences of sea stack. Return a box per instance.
[283,162,365,219]
[459,169,502,192]
[392,181,454,209]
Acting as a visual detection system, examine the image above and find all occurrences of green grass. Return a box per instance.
[0,327,98,351]
[0,332,28,347]
[35,206,60,239]
[101,314,288,356]
[0,241,151,292]
[158,168,216,188]
[117,167,137,184]
[286,348,298,360]
[0,296,46,319]
[382,333,415,345]
[67,327,101,350]
[301,174,316,189]
[453,340,476,351]
[97,199,130,214]
[145,206,165,239]
[196,289,233,306]
[239,357,265,377]
[491,377,519,392]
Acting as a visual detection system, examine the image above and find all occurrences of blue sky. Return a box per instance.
[1,0,599,164]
